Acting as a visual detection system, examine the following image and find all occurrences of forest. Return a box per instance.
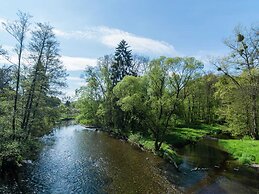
[76,26,259,164]
[0,10,259,193]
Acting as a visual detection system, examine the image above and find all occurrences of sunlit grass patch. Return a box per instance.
[164,124,223,147]
[219,139,259,164]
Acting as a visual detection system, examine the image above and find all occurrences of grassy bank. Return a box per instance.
[219,139,259,164]
[164,124,223,147]
[112,124,225,166]
[128,133,182,165]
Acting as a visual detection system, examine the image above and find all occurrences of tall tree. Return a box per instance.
[110,40,135,86]
[2,11,31,139]
[216,26,259,139]
[21,23,66,137]
[184,73,218,124]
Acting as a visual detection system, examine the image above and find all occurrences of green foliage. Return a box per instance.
[217,26,259,139]
[0,137,42,166]
[0,141,21,161]
[215,72,259,137]
[0,12,67,167]
[114,76,147,111]
[78,53,204,151]
[183,73,219,124]
[76,97,101,126]
[60,101,78,120]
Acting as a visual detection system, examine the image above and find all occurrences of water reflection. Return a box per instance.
[18,124,178,193]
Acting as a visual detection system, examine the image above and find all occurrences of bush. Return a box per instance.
[161,144,182,165]
[128,133,141,143]
[0,141,23,167]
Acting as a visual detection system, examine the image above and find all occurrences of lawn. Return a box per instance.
[219,139,259,164]
[164,124,222,147]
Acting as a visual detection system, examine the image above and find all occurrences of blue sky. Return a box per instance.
[0,0,259,97]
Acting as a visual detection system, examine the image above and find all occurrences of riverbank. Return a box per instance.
[95,128,182,167]
[99,124,227,167]
[127,133,182,166]
[219,139,259,165]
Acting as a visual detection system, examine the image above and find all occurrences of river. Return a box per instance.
[1,122,259,193]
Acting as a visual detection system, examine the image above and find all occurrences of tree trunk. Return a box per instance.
[12,44,23,140]
[154,137,160,151]
[21,34,46,131]
[251,93,258,139]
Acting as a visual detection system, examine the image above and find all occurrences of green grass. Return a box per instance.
[219,139,259,164]
[164,124,223,147]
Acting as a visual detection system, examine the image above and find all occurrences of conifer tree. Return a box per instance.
[110,40,135,87]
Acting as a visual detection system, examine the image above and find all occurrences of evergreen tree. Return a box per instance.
[110,40,135,87]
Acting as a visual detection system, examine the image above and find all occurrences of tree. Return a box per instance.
[0,12,67,172]
[0,66,12,92]
[110,40,135,86]
[215,75,248,135]
[21,23,67,137]
[184,73,218,124]
[76,55,113,127]
[113,76,149,133]
[0,66,13,128]
[216,25,259,139]
[2,11,31,139]
[114,57,203,150]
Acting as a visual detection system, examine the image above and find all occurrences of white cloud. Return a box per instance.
[63,76,85,97]
[0,45,16,65]
[192,50,226,71]
[67,76,84,82]
[61,56,97,71]
[53,29,69,37]
[2,45,14,51]
[98,26,178,56]
[1,51,97,72]
[54,26,178,56]
[53,29,97,40]
[62,88,77,97]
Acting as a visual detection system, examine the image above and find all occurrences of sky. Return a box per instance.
[0,0,259,97]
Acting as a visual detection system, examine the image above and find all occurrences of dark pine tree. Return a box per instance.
[109,40,136,131]
[110,40,135,87]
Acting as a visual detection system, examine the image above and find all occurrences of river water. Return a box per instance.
[1,122,259,193]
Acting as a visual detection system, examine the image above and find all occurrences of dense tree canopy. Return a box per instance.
[77,26,259,154]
